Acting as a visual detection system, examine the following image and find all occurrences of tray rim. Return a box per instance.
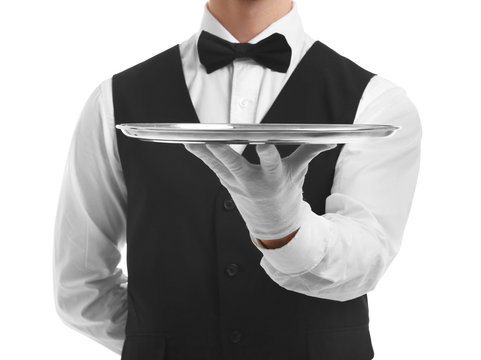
[115,122,401,133]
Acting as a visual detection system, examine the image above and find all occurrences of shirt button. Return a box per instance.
[225,263,239,277]
[230,330,242,343]
[239,98,248,108]
[223,198,236,211]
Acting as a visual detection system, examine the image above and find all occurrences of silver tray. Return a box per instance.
[115,123,401,144]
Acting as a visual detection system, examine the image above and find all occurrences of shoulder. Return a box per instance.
[360,75,419,116]
[112,43,181,85]
[359,75,407,109]
[309,39,376,78]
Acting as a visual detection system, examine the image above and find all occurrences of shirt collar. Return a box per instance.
[196,1,306,64]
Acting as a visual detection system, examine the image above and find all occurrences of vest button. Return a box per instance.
[223,198,236,211]
[230,330,242,343]
[225,263,239,277]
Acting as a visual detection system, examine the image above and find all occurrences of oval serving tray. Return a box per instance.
[115,123,401,145]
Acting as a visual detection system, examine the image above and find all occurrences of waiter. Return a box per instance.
[53,0,422,359]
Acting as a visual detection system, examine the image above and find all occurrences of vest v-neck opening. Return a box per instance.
[175,41,321,126]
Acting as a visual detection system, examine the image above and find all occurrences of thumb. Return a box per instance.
[285,143,337,169]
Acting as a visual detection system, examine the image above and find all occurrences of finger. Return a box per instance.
[184,143,233,180]
[256,144,282,173]
[285,143,337,169]
[205,143,250,175]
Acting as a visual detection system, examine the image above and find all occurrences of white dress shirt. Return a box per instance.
[53,1,422,355]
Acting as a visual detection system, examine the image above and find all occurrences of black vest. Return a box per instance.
[112,40,376,360]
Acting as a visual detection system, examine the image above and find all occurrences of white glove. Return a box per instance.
[184,142,337,240]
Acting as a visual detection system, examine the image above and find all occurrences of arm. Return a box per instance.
[249,75,422,301]
[53,77,128,354]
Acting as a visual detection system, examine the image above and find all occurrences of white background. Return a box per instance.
[1,0,480,359]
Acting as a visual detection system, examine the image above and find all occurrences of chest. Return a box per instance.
[112,41,375,215]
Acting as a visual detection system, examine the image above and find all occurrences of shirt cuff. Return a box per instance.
[249,204,331,274]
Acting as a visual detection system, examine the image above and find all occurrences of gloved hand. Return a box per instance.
[184,142,337,240]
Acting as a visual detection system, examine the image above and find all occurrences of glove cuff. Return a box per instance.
[249,200,312,240]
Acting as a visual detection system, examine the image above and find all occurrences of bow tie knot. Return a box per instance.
[233,43,253,59]
[197,30,292,74]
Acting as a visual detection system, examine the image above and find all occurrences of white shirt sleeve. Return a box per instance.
[249,75,423,302]
[53,77,128,354]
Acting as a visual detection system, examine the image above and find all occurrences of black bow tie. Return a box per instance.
[197,30,292,74]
